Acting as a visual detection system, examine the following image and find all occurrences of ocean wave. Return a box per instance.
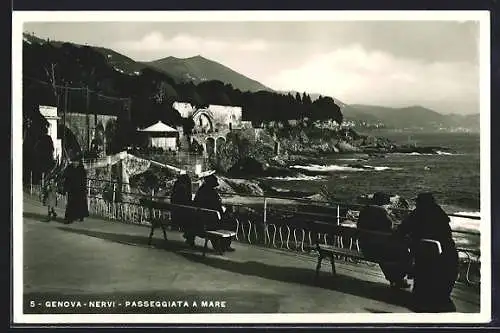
[436,150,454,155]
[336,158,365,161]
[271,187,291,193]
[265,174,325,181]
[290,164,402,173]
[449,211,480,233]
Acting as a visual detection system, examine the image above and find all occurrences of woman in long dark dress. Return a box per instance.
[42,171,58,222]
[396,192,459,312]
[193,174,236,252]
[64,159,89,223]
[357,192,412,289]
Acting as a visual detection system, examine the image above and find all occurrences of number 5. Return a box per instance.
[30,301,35,308]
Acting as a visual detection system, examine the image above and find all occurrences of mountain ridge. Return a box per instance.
[343,104,479,131]
[22,32,479,131]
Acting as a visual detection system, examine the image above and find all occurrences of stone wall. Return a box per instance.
[172,102,194,118]
[208,104,242,128]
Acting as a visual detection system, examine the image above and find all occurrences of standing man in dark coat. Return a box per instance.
[193,173,235,252]
[357,192,412,288]
[63,158,89,223]
[396,192,459,312]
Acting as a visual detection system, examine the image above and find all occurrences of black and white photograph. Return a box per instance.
[12,10,491,324]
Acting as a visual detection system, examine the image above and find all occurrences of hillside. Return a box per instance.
[92,47,147,75]
[145,55,274,93]
[23,32,477,132]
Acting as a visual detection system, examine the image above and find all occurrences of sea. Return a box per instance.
[260,130,482,250]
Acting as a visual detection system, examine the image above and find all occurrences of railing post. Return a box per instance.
[29,171,33,195]
[263,197,268,244]
[112,183,116,219]
[87,179,91,211]
[336,204,341,248]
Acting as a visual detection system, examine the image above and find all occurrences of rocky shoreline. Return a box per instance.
[129,127,454,205]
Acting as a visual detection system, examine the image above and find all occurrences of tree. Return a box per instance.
[33,125,56,180]
[302,93,312,106]
[152,81,178,104]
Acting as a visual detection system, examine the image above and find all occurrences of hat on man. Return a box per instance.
[203,174,219,188]
[198,169,215,178]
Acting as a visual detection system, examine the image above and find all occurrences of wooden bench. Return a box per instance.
[307,221,441,280]
[140,198,236,256]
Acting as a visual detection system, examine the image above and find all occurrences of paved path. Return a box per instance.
[22,195,480,314]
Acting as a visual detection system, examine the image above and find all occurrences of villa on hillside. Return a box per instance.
[137,121,179,151]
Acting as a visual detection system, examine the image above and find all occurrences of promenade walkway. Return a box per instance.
[22,194,480,314]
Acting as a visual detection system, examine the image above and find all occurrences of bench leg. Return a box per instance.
[148,226,155,245]
[330,255,336,275]
[160,223,168,241]
[315,255,323,280]
[203,238,209,257]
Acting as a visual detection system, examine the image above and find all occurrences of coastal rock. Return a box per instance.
[356,192,409,206]
[227,156,301,178]
[390,145,453,154]
[306,193,329,202]
[227,157,265,176]
[269,155,288,167]
[346,163,373,170]
[259,183,315,198]
[213,177,237,194]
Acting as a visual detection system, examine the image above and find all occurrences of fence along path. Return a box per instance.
[83,151,187,174]
[25,175,481,287]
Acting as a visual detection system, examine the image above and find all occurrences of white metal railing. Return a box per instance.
[24,177,481,286]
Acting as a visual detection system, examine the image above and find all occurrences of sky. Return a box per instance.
[24,19,481,114]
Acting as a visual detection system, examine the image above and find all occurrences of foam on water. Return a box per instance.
[265,174,325,181]
[395,151,462,156]
[291,164,402,172]
[271,187,290,193]
[449,211,480,233]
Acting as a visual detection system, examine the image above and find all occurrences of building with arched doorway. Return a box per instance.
[39,105,62,162]
[137,121,179,151]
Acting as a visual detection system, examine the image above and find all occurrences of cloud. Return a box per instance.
[113,31,269,59]
[266,44,478,111]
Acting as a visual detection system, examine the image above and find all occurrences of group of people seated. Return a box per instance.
[170,172,236,253]
[357,192,459,313]
[42,156,90,224]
